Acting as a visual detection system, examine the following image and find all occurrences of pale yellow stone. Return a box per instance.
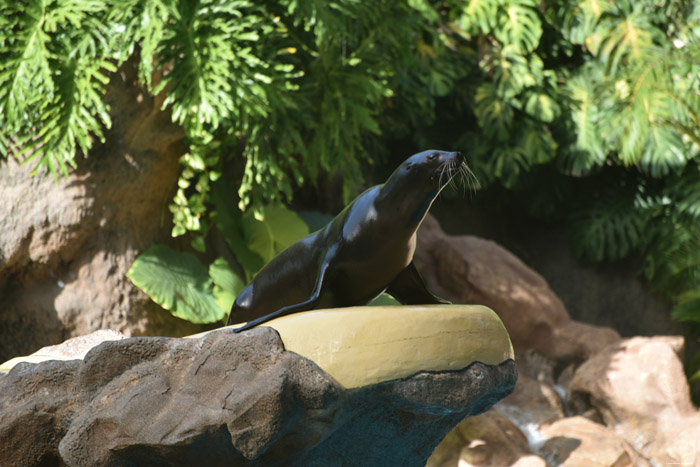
[221,304,514,388]
[2,305,514,389]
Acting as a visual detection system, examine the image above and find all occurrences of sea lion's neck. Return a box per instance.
[377,182,439,230]
[409,191,438,225]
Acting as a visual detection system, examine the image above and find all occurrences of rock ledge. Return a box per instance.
[0,306,516,466]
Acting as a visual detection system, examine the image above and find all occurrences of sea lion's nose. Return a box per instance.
[453,151,464,162]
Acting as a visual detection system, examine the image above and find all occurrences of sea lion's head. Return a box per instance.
[399,150,466,192]
[379,150,472,225]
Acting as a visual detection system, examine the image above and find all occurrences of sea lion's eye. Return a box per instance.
[428,153,438,161]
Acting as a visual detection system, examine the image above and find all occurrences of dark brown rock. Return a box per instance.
[427,410,546,467]
[496,375,565,429]
[415,215,620,363]
[0,327,517,466]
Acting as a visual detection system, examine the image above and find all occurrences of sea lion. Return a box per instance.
[227,150,468,332]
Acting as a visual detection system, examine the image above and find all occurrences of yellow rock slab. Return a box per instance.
[1,305,514,389]
[220,304,514,389]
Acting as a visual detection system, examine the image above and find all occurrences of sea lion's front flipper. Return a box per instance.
[232,256,332,333]
[386,262,451,305]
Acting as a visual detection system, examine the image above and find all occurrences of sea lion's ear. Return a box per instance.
[405,162,414,170]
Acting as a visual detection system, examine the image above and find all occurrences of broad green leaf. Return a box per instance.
[590,4,662,73]
[456,0,499,35]
[241,213,275,263]
[495,0,542,54]
[209,258,245,314]
[474,82,513,141]
[570,198,646,262]
[563,69,606,174]
[368,293,401,306]
[211,181,264,281]
[407,0,439,22]
[242,204,310,262]
[127,245,225,323]
[671,298,700,324]
[524,92,560,122]
[263,205,311,251]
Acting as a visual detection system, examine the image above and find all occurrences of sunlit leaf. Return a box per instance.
[209,258,245,314]
[127,245,225,323]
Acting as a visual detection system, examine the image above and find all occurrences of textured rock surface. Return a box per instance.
[570,336,700,465]
[415,215,621,363]
[0,330,126,372]
[429,335,699,466]
[496,375,565,430]
[417,218,698,466]
[426,410,546,467]
[0,327,517,466]
[0,60,203,362]
[539,417,641,467]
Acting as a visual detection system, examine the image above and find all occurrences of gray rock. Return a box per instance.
[0,327,516,466]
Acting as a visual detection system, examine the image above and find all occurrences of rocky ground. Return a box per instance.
[417,217,700,466]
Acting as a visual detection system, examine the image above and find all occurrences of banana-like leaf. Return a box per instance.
[242,204,310,263]
[127,245,225,323]
[209,258,245,314]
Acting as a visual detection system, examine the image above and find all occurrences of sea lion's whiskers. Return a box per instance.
[460,162,479,198]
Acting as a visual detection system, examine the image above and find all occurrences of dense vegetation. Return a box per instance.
[1,0,699,376]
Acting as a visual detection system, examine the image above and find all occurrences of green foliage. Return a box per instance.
[209,258,245,315]
[0,0,118,176]
[570,193,646,263]
[241,205,310,264]
[127,244,227,323]
[127,204,308,322]
[368,294,401,306]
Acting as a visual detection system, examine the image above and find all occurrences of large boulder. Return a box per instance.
[426,410,546,467]
[0,60,201,363]
[570,336,700,465]
[539,416,642,466]
[0,305,517,466]
[415,215,620,363]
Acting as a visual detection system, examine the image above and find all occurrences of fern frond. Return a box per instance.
[0,0,54,134]
[105,0,171,87]
[156,1,252,130]
[0,0,114,175]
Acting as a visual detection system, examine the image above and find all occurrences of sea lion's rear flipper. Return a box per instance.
[386,261,451,305]
[232,257,332,333]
